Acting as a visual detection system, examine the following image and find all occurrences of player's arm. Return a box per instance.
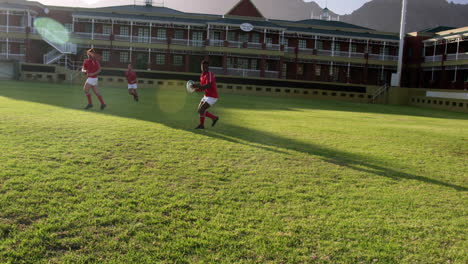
[81,62,87,73]
[192,82,211,90]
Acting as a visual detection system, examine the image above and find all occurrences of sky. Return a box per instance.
[33,0,468,15]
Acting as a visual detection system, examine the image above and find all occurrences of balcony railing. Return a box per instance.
[93,33,111,40]
[210,39,224,47]
[189,40,204,47]
[227,41,242,48]
[247,42,262,49]
[447,53,468,61]
[0,25,27,33]
[0,53,26,61]
[265,70,279,79]
[150,37,166,45]
[171,38,188,46]
[285,47,295,53]
[265,43,280,51]
[425,55,443,62]
[298,48,314,55]
[74,32,92,39]
[317,49,332,56]
[210,66,279,79]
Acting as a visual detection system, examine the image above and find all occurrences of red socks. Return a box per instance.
[199,115,205,126]
[86,93,92,104]
[97,95,105,105]
[205,112,217,120]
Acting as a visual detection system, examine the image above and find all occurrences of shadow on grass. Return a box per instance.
[1,81,466,192]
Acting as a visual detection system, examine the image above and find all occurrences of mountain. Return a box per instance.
[341,0,468,33]
[162,0,337,20]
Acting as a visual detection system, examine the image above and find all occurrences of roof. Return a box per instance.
[294,19,370,30]
[0,2,38,12]
[96,5,185,15]
[74,11,207,26]
[419,26,456,33]
[286,26,399,41]
[207,18,284,30]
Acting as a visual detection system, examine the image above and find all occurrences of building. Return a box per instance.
[0,0,466,90]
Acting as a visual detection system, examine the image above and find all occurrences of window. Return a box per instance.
[316,40,323,50]
[138,28,150,42]
[238,58,249,69]
[266,37,273,47]
[282,63,287,77]
[120,51,129,63]
[84,23,92,33]
[1,43,7,54]
[103,25,112,35]
[332,66,339,81]
[227,57,235,68]
[351,44,357,53]
[20,44,26,54]
[65,23,73,33]
[315,65,321,76]
[380,47,389,55]
[174,30,184,39]
[239,33,249,43]
[250,59,258,70]
[191,31,204,46]
[333,42,341,52]
[251,33,260,43]
[298,39,307,49]
[156,54,165,65]
[173,55,183,66]
[281,38,288,47]
[157,28,166,39]
[120,26,129,36]
[102,50,110,62]
[364,45,370,53]
[297,64,304,75]
[228,32,236,41]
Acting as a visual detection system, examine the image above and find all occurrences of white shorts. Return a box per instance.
[128,84,137,89]
[86,77,98,86]
[201,96,218,106]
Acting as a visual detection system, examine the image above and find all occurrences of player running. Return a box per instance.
[192,60,219,129]
[82,48,106,110]
[125,64,139,102]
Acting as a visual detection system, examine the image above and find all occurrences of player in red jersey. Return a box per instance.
[125,64,139,102]
[81,48,106,110]
[191,60,219,129]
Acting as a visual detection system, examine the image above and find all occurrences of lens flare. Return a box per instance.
[34,17,69,45]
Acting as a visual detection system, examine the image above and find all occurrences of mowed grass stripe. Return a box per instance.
[0,81,466,263]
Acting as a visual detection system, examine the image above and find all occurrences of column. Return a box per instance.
[314,35,318,49]
[91,19,95,40]
[27,11,31,28]
[222,54,227,75]
[147,48,151,70]
[432,40,436,62]
[225,26,228,40]
[456,38,460,60]
[263,28,267,44]
[6,38,9,59]
[130,21,133,43]
[331,37,335,57]
[72,17,75,33]
[187,25,190,46]
[382,42,386,60]
[6,10,9,33]
[348,39,352,58]
[347,62,351,83]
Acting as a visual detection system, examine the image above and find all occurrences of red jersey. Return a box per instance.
[82,58,101,78]
[200,71,218,98]
[125,70,137,84]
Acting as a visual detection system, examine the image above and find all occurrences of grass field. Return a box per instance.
[0,81,467,263]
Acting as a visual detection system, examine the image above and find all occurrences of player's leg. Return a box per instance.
[196,100,211,129]
[91,85,106,110]
[83,82,93,109]
[204,97,219,127]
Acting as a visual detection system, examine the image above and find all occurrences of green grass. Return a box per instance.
[0,81,466,263]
